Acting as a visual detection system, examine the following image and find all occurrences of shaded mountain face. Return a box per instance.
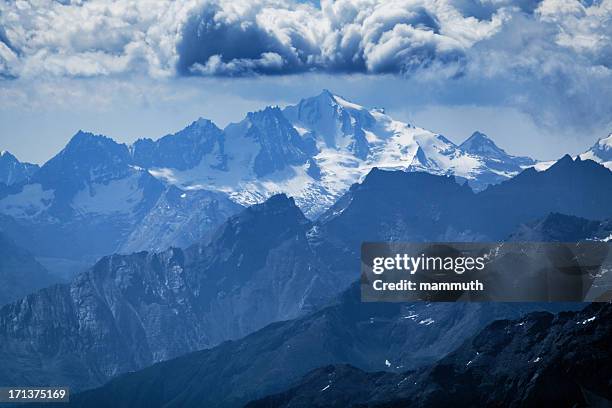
[247,303,611,408]
[320,157,612,248]
[508,213,612,242]
[318,169,479,247]
[68,283,583,408]
[34,131,134,204]
[119,186,243,253]
[477,155,612,237]
[0,132,238,263]
[132,118,224,171]
[0,151,38,186]
[0,165,165,262]
[0,232,57,306]
[0,195,348,392]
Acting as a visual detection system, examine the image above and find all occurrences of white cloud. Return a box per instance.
[0,0,610,138]
[0,0,610,79]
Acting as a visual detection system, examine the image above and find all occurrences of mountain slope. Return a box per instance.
[459,131,535,184]
[0,150,38,186]
[0,131,238,261]
[144,90,540,217]
[0,195,346,391]
[0,232,56,306]
[478,155,612,237]
[319,156,612,247]
[0,91,586,263]
[246,303,611,408]
[69,283,582,408]
[2,162,608,397]
[132,118,224,171]
[119,186,243,253]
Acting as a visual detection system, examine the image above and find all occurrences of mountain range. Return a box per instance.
[0,91,611,407]
[1,90,610,270]
[69,283,587,408]
[1,156,611,396]
[0,194,353,391]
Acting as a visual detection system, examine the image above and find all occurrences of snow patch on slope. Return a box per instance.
[72,173,144,215]
[0,184,53,218]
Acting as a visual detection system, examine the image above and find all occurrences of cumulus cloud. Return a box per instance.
[175,0,506,77]
[0,0,610,135]
[0,0,610,79]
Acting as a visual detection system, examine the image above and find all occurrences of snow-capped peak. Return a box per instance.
[0,150,39,186]
[139,91,540,216]
[0,150,16,160]
[460,131,507,158]
[4,91,542,220]
[306,89,366,111]
[579,133,612,169]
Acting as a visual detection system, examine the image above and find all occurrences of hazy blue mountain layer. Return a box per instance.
[0,232,56,306]
[0,195,349,391]
[1,157,610,397]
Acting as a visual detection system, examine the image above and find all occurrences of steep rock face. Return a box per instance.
[0,232,57,306]
[68,283,583,408]
[241,107,316,177]
[246,303,611,408]
[0,195,346,391]
[34,131,134,207]
[132,118,224,171]
[120,186,243,253]
[0,151,39,186]
[282,89,375,159]
[0,132,168,263]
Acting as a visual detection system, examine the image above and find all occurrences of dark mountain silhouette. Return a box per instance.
[132,118,224,171]
[321,157,612,246]
[478,155,612,237]
[246,303,611,408]
[68,283,583,408]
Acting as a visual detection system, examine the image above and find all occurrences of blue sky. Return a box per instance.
[1,0,611,163]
